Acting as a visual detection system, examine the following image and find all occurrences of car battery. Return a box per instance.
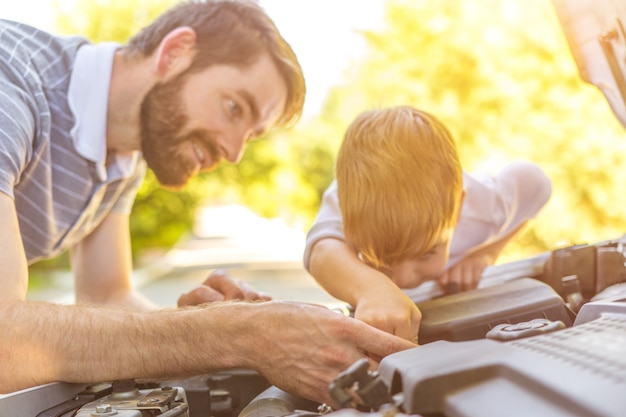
[416,277,574,344]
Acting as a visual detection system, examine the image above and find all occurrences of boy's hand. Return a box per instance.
[353,287,421,343]
[437,253,490,293]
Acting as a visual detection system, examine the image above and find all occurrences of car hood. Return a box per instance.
[552,0,626,129]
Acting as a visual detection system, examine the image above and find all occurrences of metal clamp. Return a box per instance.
[328,359,394,411]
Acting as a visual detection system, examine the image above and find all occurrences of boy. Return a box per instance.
[303,106,551,343]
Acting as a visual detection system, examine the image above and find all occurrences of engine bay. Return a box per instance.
[2,0,626,415]
[2,236,625,417]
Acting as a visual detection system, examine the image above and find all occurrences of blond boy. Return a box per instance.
[304,106,551,343]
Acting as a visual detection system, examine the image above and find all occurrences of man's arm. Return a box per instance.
[0,297,415,405]
[0,193,416,405]
[0,193,29,302]
[71,211,156,310]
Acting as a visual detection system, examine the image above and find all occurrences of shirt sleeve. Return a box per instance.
[0,80,36,199]
[111,159,146,215]
[448,161,552,267]
[303,180,346,271]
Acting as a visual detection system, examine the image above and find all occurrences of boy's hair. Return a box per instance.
[336,106,463,269]
[125,0,305,127]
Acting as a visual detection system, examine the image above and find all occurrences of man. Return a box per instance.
[0,0,415,406]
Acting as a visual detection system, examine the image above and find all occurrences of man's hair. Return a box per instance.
[336,106,463,269]
[125,0,305,127]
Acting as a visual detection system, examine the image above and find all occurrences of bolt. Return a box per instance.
[95,404,113,413]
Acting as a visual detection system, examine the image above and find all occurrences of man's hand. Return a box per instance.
[353,287,422,344]
[239,301,417,406]
[177,269,272,306]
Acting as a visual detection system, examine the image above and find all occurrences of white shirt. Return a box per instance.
[68,42,141,182]
[303,161,552,272]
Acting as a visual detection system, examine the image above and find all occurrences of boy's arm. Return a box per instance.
[309,237,421,343]
[304,181,420,342]
[441,161,552,293]
[438,222,527,292]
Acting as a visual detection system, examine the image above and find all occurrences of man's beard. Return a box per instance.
[140,72,220,190]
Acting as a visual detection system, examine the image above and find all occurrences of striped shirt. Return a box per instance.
[0,20,145,265]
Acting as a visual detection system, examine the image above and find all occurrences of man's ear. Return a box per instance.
[154,26,197,81]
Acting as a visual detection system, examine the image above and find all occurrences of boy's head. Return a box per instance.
[336,106,463,288]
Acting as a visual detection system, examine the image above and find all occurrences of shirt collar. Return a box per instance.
[68,42,140,181]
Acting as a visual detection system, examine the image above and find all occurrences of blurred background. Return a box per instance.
[4,0,625,304]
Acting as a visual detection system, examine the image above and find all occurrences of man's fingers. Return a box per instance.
[201,270,271,302]
[177,286,225,307]
[230,279,255,300]
[394,326,419,344]
[203,271,246,300]
[205,270,237,290]
[235,279,272,301]
[350,319,417,358]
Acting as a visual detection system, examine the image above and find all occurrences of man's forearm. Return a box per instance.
[0,300,251,393]
[0,298,417,405]
[80,289,160,311]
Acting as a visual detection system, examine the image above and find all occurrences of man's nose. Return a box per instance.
[222,128,251,163]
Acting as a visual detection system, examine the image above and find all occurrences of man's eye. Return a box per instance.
[227,99,242,117]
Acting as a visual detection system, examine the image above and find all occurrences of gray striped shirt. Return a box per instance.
[0,20,145,264]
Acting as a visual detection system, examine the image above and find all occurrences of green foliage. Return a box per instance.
[184,128,327,228]
[129,170,200,254]
[51,0,178,43]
